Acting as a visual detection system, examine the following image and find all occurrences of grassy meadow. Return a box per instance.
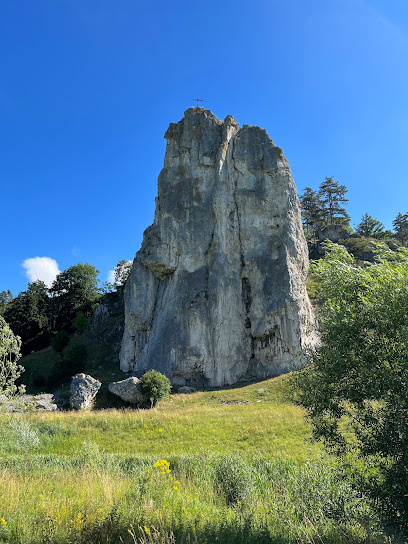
[0,377,389,544]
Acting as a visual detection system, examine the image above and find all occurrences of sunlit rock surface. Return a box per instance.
[120,108,316,386]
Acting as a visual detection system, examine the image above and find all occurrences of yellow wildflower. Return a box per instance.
[153,459,171,473]
[0,518,6,526]
[173,486,179,491]
[73,512,84,531]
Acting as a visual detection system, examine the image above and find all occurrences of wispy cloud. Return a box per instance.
[22,257,61,288]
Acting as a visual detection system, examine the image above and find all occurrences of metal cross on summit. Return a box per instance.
[193,98,203,107]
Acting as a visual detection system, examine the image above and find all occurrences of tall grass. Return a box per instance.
[0,449,385,544]
[0,378,390,543]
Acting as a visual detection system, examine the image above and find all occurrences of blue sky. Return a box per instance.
[1,0,408,295]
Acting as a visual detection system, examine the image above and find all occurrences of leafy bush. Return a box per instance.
[48,343,87,387]
[8,418,40,452]
[52,330,70,353]
[73,311,87,334]
[140,370,171,407]
[338,237,378,262]
[0,315,25,397]
[78,441,103,469]
[291,241,408,533]
[65,344,87,371]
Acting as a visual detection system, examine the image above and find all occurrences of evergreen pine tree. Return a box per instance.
[318,177,350,226]
[393,212,408,245]
[356,213,385,239]
[299,187,324,240]
[0,290,13,315]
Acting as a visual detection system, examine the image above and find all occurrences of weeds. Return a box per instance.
[7,418,40,453]
[0,377,392,543]
[0,452,387,544]
[214,455,253,506]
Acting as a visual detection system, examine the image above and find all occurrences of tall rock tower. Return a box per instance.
[120,108,316,386]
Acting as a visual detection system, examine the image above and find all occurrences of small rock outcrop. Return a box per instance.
[70,374,101,410]
[88,303,110,329]
[0,393,59,412]
[108,377,146,404]
[23,394,59,411]
[318,224,350,243]
[120,108,316,386]
[178,386,196,394]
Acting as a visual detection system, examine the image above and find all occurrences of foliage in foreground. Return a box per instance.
[0,434,387,544]
[0,316,25,398]
[291,241,408,533]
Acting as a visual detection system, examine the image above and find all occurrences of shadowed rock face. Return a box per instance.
[120,108,316,386]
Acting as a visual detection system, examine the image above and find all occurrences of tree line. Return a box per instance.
[300,176,407,243]
[0,260,131,356]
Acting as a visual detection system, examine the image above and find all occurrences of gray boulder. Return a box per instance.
[70,374,101,410]
[178,386,196,394]
[318,224,350,243]
[22,394,58,411]
[108,377,147,404]
[120,108,317,386]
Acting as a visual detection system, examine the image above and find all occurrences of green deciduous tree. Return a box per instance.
[4,281,51,355]
[291,242,408,532]
[355,213,385,239]
[140,370,171,407]
[72,311,87,334]
[0,315,25,398]
[50,263,100,331]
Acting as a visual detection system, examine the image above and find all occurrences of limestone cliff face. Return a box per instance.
[120,108,316,386]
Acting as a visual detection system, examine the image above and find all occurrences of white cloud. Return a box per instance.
[107,260,133,285]
[22,257,61,288]
[107,269,115,284]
